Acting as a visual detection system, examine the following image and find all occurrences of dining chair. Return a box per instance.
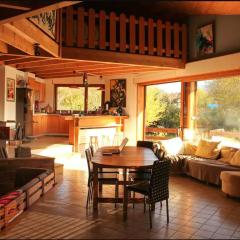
[126,160,171,228]
[85,148,119,208]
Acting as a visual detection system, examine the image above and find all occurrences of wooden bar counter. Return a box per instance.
[63,115,128,152]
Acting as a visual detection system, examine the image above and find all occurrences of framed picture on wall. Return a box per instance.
[110,79,126,107]
[6,78,15,102]
[196,23,214,57]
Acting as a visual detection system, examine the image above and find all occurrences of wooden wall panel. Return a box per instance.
[109,12,116,51]
[182,24,187,63]
[88,8,95,48]
[165,21,171,57]
[99,10,106,50]
[157,20,163,56]
[119,13,126,52]
[148,18,154,55]
[66,6,73,46]
[77,7,84,47]
[138,17,145,54]
[137,85,145,141]
[173,23,180,58]
[129,15,136,53]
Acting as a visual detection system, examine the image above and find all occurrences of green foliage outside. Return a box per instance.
[88,87,102,111]
[57,87,85,111]
[145,85,180,138]
[197,77,240,132]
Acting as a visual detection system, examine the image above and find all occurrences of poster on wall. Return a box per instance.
[6,78,15,102]
[196,23,214,57]
[29,10,56,39]
[110,79,126,107]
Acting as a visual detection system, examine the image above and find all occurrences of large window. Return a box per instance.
[55,84,104,112]
[144,82,181,140]
[194,76,240,147]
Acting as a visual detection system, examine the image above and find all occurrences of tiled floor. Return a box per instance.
[1,137,240,239]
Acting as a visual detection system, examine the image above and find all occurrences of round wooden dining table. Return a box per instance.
[91,146,158,220]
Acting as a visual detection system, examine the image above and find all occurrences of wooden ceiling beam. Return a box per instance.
[8,19,59,57]
[0,40,8,53]
[62,47,184,69]
[0,3,31,11]
[33,63,131,74]
[4,56,47,65]
[0,25,34,55]
[0,1,81,25]
[16,58,73,69]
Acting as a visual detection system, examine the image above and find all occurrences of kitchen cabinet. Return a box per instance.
[28,78,45,102]
[32,114,69,136]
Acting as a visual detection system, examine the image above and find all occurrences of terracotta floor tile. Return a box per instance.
[1,136,239,240]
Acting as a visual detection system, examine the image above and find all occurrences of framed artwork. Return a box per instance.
[196,23,214,57]
[110,79,126,107]
[6,78,15,102]
[29,10,56,39]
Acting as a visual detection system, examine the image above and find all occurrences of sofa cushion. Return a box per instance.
[230,150,240,166]
[220,147,238,164]
[195,139,220,160]
[184,142,197,155]
[159,137,184,155]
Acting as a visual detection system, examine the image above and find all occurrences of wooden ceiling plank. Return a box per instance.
[0,25,34,55]
[62,47,184,69]
[9,19,59,57]
[4,56,46,65]
[0,40,8,53]
[34,63,130,74]
[0,3,30,11]
[0,1,81,25]
[20,61,106,72]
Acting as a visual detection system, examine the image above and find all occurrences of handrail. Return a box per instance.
[62,7,187,62]
[145,127,178,134]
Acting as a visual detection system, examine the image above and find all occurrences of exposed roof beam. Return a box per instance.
[0,1,81,25]
[62,47,185,69]
[4,56,45,65]
[0,40,8,53]
[8,19,59,57]
[0,3,31,11]
[0,25,34,55]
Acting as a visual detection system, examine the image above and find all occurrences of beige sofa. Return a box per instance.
[156,138,240,186]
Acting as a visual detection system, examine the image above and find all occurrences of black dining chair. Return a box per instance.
[85,148,119,208]
[126,160,171,228]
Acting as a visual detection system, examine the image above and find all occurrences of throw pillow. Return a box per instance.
[220,146,238,164]
[230,150,240,166]
[195,139,220,160]
[159,137,184,156]
[183,142,197,155]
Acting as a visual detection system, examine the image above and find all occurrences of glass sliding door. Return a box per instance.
[144,82,182,140]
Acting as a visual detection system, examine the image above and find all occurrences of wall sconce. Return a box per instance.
[34,43,40,56]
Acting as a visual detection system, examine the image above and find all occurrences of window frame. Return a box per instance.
[54,84,105,113]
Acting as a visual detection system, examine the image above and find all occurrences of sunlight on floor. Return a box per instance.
[31,143,88,171]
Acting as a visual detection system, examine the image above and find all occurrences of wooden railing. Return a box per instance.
[62,7,187,62]
[144,127,179,140]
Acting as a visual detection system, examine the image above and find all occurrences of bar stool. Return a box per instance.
[101,135,110,147]
[112,132,124,146]
[89,136,99,151]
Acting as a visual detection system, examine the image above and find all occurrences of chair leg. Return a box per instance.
[132,191,135,208]
[89,181,93,201]
[125,189,129,219]
[86,186,90,208]
[166,199,169,224]
[148,203,152,229]
[115,182,119,208]
[144,196,146,213]
[160,201,162,208]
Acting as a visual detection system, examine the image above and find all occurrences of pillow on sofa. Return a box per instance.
[230,150,240,166]
[195,139,220,160]
[183,142,197,155]
[220,147,238,164]
[159,137,184,155]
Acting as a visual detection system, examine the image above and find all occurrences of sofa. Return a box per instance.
[154,137,240,186]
